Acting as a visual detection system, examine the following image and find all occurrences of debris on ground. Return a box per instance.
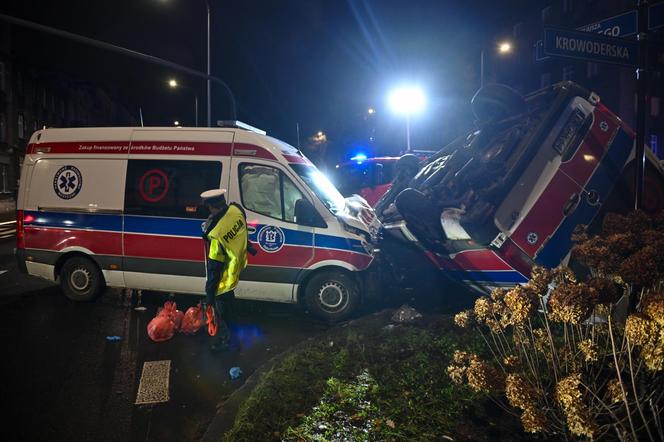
[390,304,422,323]
[229,367,243,380]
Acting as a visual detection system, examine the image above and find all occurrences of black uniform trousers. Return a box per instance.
[205,258,234,345]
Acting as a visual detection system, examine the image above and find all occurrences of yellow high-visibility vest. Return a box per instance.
[207,204,248,295]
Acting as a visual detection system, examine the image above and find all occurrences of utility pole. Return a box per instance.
[634,0,649,210]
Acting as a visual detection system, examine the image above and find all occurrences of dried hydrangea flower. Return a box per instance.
[578,339,598,362]
[625,314,654,346]
[521,407,547,433]
[532,328,549,353]
[446,364,466,385]
[454,310,473,328]
[548,283,593,324]
[503,355,521,371]
[504,285,537,325]
[473,297,492,323]
[505,374,536,410]
[528,266,552,295]
[640,339,664,372]
[606,379,623,404]
[620,245,660,287]
[552,266,577,284]
[643,291,664,327]
[587,276,623,305]
[452,350,470,365]
[555,373,598,438]
[466,355,503,393]
[485,318,504,333]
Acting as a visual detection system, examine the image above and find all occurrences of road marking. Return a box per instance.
[0,270,7,276]
[135,360,171,405]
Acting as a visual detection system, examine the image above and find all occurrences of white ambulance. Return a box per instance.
[15,122,380,321]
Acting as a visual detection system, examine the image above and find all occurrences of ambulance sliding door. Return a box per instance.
[230,157,315,302]
[122,129,232,294]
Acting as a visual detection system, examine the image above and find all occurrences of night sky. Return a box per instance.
[1,0,529,161]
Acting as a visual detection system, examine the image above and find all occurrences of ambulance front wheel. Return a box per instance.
[60,256,105,302]
[304,271,359,322]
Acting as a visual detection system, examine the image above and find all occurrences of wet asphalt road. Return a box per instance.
[0,237,328,441]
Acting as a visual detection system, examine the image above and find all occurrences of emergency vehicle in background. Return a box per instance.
[378,81,664,295]
[332,151,433,206]
[15,122,380,321]
[332,156,399,206]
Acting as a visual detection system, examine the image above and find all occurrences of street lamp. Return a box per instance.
[388,86,425,153]
[480,40,514,88]
[174,120,180,126]
[167,78,199,127]
[367,107,376,115]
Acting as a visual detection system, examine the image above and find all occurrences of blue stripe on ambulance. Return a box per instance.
[25,211,122,231]
[535,128,633,267]
[27,211,368,255]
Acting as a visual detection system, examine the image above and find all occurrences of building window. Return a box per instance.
[563,65,574,81]
[124,159,222,219]
[17,114,24,139]
[239,163,304,223]
[652,97,660,117]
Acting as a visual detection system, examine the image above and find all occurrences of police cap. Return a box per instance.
[200,188,227,205]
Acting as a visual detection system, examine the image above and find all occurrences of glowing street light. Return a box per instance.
[498,41,512,54]
[174,120,180,126]
[481,40,514,87]
[388,86,426,152]
[367,107,376,115]
[167,78,199,127]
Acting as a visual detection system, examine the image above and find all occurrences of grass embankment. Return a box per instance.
[223,310,526,441]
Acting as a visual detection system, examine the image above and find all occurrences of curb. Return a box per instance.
[200,309,393,442]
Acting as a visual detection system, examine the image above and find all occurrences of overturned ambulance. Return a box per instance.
[377,81,664,295]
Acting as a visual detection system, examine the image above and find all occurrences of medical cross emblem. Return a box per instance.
[53,165,83,199]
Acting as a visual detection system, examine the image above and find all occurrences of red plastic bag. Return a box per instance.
[157,300,177,318]
[173,309,184,330]
[147,315,176,342]
[180,303,205,334]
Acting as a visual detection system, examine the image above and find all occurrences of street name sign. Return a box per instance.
[543,27,639,67]
[577,10,638,37]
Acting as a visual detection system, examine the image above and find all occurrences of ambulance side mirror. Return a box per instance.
[294,199,327,228]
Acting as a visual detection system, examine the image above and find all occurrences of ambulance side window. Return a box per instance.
[125,160,222,218]
[239,163,305,223]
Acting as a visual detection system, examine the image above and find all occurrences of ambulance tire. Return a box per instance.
[304,271,359,322]
[60,256,105,302]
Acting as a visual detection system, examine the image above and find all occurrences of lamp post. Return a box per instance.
[388,86,425,153]
[205,0,211,127]
[168,78,199,127]
[481,40,513,88]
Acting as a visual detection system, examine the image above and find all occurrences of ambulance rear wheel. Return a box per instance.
[304,271,359,322]
[60,256,105,302]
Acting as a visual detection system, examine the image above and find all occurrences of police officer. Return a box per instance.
[200,188,249,352]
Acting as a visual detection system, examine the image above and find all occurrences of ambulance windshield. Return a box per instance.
[290,164,346,214]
